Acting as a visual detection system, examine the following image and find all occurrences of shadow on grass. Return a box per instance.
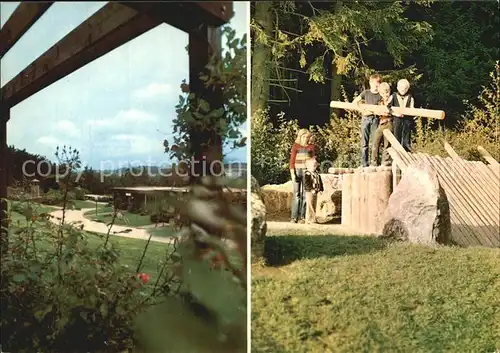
[264,234,389,266]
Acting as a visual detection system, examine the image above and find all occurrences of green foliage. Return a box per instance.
[251,109,300,185]
[251,88,361,186]
[0,196,182,352]
[413,1,499,120]
[165,26,247,163]
[252,1,434,93]
[413,62,500,160]
[253,62,499,186]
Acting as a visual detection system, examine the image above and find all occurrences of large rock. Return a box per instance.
[315,173,342,223]
[382,162,451,245]
[251,176,267,262]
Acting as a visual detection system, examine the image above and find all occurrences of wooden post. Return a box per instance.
[351,170,361,234]
[366,169,378,235]
[341,172,353,228]
[375,168,392,235]
[0,110,9,256]
[359,170,369,234]
[189,25,223,182]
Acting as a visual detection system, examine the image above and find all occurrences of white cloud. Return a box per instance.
[109,134,161,156]
[55,120,80,137]
[88,109,157,130]
[36,136,60,146]
[133,83,173,100]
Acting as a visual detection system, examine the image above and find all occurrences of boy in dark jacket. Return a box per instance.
[391,79,415,152]
[304,158,324,224]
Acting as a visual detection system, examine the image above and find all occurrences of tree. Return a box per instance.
[251,1,434,117]
[410,1,499,124]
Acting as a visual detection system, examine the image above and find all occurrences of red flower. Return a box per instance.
[137,273,150,284]
[31,216,37,222]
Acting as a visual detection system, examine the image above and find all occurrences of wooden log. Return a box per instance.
[330,100,446,120]
[412,154,475,246]
[443,141,461,159]
[359,171,369,234]
[435,156,499,236]
[471,161,500,202]
[441,144,500,212]
[0,2,53,58]
[341,172,354,228]
[392,162,401,190]
[477,146,500,177]
[422,155,497,246]
[351,171,362,234]
[387,148,408,171]
[366,170,378,235]
[375,170,392,235]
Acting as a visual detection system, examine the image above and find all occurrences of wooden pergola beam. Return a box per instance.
[118,2,233,32]
[0,2,162,111]
[0,2,54,58]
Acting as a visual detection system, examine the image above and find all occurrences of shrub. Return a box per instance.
[413,61,499,160]
[1,178,247,353]
[251,89,361,186]
[73,187,87,201]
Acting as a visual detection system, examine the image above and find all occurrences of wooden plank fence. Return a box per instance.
[384,130,500,247]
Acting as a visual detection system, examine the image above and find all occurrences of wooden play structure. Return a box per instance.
[330,100,446,120]
[329,130,499,247]
[384,130,499,248]
[334,166,392,235]
[0,2,233,252]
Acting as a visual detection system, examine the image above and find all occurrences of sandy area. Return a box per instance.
[48,208,176,244]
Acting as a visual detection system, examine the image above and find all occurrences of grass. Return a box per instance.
[71,200,103,209]
[252,233,500,353]
[147,226,177,238]
[8,208,173,287]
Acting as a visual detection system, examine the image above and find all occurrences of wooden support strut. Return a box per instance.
[188,25,224,181]
[0,2,53,58]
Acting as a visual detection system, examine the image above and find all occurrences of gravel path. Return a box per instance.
[48,208,176,244]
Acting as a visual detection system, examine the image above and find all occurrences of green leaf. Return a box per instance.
[34,305,53,322]
[12,273,27,283]
[99,303,108,318]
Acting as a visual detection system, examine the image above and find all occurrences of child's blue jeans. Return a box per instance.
[291,168,306,220]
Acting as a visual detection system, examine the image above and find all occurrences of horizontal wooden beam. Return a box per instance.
[0,2,53,58]
[118,2,233,33]
[1,2,161,110]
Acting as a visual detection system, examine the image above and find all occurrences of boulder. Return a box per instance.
[251,176,267,262]
[315,173,342,223]
[382,162,451,245]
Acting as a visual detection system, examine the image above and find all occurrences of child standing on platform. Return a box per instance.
[289,129,315,223]
[371,82,393,166]
[303,157,324,224]
[352,73,382,167]
[391,79,415,152]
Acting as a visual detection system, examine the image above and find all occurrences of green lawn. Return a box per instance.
[147,226,177,238]
[7,200,58,224]
[8,208,173,285]
[252,233,500,353]
[88,211,154,227]
[72,200,105,209]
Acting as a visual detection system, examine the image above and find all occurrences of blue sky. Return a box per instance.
[1,2,248,170]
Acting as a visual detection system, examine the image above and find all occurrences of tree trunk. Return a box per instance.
[330,0,343,118]
[251,2,273,117]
